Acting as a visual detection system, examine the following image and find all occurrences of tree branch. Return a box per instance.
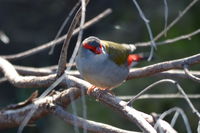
[1,53,200,88]
[0,88,140,133]
[0,57,177,132]
[153,69,200,79]
[0,87,81,129]
[128,53,200,79]
[0,57,58,88]
[11,66,200,79]
[52,106,139,133]
[67,76,177,133]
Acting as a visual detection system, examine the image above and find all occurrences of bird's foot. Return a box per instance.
[87,86,114,101]
[87,85,96,95]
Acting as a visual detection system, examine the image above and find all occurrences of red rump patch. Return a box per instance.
[127,54,143,66]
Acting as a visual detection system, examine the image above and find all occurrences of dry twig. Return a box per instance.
[184,64,200,83]
[0,87,139,133]
[53,106,139,133]
[1,53,200,88]
[154,0,199,41]
[0,9,112,61]
[118,94,200,100]
[56,4,83,77]
[135,28,200,47]
[68,76,177,133]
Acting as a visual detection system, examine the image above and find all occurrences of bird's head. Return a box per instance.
[82,36,103,54]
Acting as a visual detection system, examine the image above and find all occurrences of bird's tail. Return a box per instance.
[122,44,136,52]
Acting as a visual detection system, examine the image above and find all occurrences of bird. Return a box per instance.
[76,36,143,94]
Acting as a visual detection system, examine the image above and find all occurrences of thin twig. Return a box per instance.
[80,87,87,133]
[15,65,55,76]
[154,0,199,41]
[184,64,200,83]
[49,1,81,55]
[128,78,199,131]
[154,107,192,133]
[170,111,179,127]
[117,94,200,100]
[52,106,139,133]
[153,69,200,79]
[70,92,80,133]
[56,5,83,77]
[1,9,112,61]
[175,82,200,119]
[131,0,156,61]
[134,0,199,48]
[127,79,200,119]
[127,79,174,106]
[135,28,200,47]
[65,0,88,73]
[163,0,168,37]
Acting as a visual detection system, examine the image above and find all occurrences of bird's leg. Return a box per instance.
[87,86,114,97]
[87,85,96,94]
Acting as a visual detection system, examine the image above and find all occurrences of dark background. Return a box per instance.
[0,0,200,133]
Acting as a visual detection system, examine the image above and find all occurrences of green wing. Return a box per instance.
[101,40,130,66]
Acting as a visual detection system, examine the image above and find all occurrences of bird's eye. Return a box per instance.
[94,46,102,54]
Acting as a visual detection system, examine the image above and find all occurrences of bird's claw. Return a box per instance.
[87,85,96,95]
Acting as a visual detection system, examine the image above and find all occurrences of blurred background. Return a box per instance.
[0,0,199,132]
